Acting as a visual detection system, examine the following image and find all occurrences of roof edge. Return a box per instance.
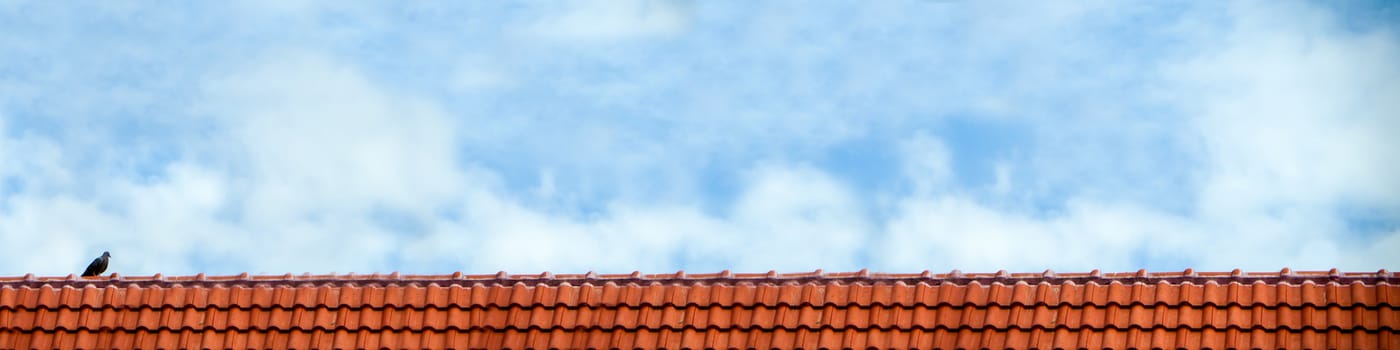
[1,268,1394,288]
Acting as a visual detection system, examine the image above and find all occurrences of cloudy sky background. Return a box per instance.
[2,1,1397,276]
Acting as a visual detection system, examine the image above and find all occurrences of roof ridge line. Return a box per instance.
[0,269,1394,288]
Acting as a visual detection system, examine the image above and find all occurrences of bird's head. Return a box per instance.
[102,251,111,258]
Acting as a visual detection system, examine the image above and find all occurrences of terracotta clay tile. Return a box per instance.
[1200,280,1228,307]
[56,286,81,308]
[1098,327,1129,349]
[359,285,387,309]
[1003,281,1031,307]
[1077,282,1104,306]
[896,281,921,306]
[151,308,178,332]
[415,284,444,308]
[1298,280,1327,308]
[996,327,1027,349]
[614,283,643,308]
[1050,282,1079,309]
[1002,304,1030,329]
[821,282,848,307]
[33,331,59,349]
[922,328,950,349]
[1126,304,1153,328]
[641,282,669,307]
[1107,281,1135,306]
[1123,327,1149,350]
[803,283,835,308]
[663,305,690,329]
[1382,282,1400,305]
[767,305,792,329]
[378,285,406,308]
[282,285,312,308]
[676,283,705,307]
[33,285,59,309]
[152,328,180,349]
[959,282,989,306]
[513,305,545,330]
[71,329,102,349]
[794,282,820,306]
[0,287,17,308]
[1326,282,1351,306]
[856,283,885,307]
[1244,280,1271,306]
[494,283,523,308]
[1125,282,1148,308]
[262,307,293,331]
[404,328,428,349]
[392,306,422,330]
[380,327,403,349]
[594,282,623,309]
[160,285,186,308]
[131,286,160,310]
[700,305,732,330]
[904,282,932,308]
[880,281,911,307]
[232,308,261,331]
[439,285,469,309]
[244,286,274,308]
[1174,282,1203,308]
[720,283,750,308]
[324,328,354,349]
[797,305,826,329]
[377,306,405,331]
[3,332,23,350]
[751,305,785,329]
[181,307,205,329]
[72,308,101,331]
[984,282,1013,307]
[974,305,1006,329]
[126,307,154,331]
[287,306,314,330]
[570,283,597,307]
[1350,281,1377,306]
[1227,304,1255,329]
[218,285,245,309]
[539,284,570,309]
[754,283,782,306]
[327,285,356,309]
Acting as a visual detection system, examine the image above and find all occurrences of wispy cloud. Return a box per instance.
[524,0,693,43]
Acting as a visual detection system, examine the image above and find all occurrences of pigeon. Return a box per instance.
[82,251,111,277]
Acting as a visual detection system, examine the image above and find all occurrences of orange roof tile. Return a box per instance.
[1,269,1395,349]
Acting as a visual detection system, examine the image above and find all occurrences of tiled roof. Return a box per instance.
[1,269,1395,349]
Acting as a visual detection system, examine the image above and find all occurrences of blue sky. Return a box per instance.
[1,1,1397,276]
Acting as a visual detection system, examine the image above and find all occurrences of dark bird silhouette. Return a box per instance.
[82,251,111,277]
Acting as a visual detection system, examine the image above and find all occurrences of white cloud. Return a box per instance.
[1163,2,1400,268]
[191,52,478,273]
[0,52,477,275]
[405,162,870,273]
[0,196,122,275]
[899,132,953,195]
[725,164,869,271]
[202,52,469,219]
[1169,7,1400,215]
[868,1,1400,273]
[877,134,1201,272]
